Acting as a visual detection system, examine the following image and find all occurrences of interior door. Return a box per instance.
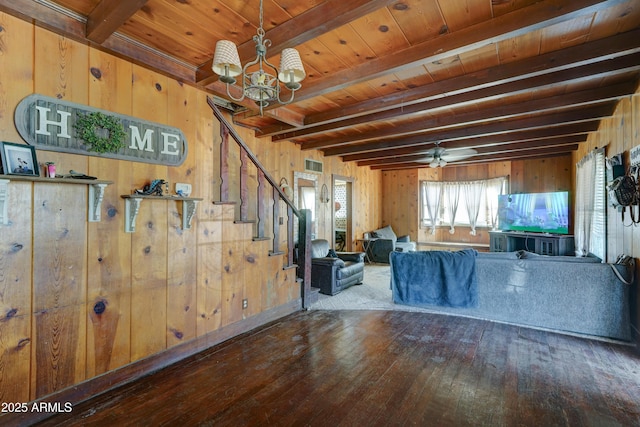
[333,175,354,251]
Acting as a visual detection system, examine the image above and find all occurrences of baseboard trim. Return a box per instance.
[2,299,302,427]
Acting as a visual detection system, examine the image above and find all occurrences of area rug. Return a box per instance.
[310,264,438,313]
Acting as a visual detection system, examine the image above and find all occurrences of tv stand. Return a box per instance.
[489,231,574,256]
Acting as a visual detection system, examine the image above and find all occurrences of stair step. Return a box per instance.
[283,264,298,270]
[234,219,256,224]
[252,236,270,242]
[269,250,286,256]
[212,201,237,205]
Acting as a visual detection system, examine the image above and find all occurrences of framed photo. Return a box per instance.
[0,142,40,176]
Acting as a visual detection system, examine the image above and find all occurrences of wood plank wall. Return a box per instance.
[382,157,572,246]
[573,86,640,341]
[0,14,382,404]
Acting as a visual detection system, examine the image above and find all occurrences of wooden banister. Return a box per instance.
[208,97,313,309]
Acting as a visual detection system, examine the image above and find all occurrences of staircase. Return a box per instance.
[207,98,315,309]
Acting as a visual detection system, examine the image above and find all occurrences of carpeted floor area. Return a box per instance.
[310,264,435,313]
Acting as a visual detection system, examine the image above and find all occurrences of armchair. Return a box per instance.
[310,239,365,296]
[363,225,416,263]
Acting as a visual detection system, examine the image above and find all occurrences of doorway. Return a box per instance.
[293,171,317,239]
[333,175,354,251]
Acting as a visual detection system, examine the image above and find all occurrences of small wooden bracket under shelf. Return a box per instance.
[0,175,113,226]
[121,194,203,233]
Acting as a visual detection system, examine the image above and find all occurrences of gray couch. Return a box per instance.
[364,225,416,263]
[391,250,634,341]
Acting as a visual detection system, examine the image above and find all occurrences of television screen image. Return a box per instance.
[497,191,569,234]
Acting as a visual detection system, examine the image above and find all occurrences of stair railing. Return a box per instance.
[207,97,313,309]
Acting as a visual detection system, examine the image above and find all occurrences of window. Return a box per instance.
[575,148,606,260]
[420,176,508,234]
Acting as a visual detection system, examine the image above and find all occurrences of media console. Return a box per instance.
[489,231,575,256]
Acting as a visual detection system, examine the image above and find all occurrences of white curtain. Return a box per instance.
[575,148,606,259]
[463,180,486,235]
[486,177,508,230]
[421,181,443,234]
[444,182,460,234]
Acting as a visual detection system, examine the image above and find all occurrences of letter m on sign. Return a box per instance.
[129,126,155,152]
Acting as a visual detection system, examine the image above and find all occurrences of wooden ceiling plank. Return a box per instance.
[341,122,599,162]
[0,0,196,83]
[301,80,635,150]
[370,147,578,170]
[258,27,640,136]
[284,0,630,104]
[323,103,616,157]
[355,135,587,166]
[86,0,149,44]
[195,0,397,84]
[271,51,640,141]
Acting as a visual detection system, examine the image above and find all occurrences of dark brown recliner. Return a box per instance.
[310,239,365,296]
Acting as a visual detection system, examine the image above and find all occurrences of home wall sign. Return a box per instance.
[14,94,187,166]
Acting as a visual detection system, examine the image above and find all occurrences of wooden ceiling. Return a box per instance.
[2,0,640,170]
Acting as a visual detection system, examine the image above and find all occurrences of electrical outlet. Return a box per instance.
[242,299,248,309]
[175,182,192,196]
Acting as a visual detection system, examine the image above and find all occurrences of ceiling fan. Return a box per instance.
[419,142,478,168]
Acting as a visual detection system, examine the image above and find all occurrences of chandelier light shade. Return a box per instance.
[212,40,242,82]
[279,48,305,90]
[211,0,305,115]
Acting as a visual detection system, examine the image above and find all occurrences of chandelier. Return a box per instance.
[211,0,306,115]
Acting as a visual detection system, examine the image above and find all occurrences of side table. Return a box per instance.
[357,238,378,264]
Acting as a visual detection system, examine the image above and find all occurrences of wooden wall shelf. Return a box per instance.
[0,175,112,225]
[121,194,202,233]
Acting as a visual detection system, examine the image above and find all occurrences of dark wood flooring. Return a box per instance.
[35,310,640,426]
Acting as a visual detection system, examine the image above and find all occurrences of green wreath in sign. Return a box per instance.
[74,112,127,154]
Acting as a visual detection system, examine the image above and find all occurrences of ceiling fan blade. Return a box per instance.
[416,155,436,163]
[440,148,478,161]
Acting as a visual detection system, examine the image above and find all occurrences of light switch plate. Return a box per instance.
[175,183,192,196]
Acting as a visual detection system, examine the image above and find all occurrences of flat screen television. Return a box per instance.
[497,191,569,234]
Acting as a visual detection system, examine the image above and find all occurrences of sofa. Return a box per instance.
[364,225,416,263]
[310,239,365,296]
[390,250,634,341]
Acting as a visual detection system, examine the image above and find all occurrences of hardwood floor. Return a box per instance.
[34,310,639,426]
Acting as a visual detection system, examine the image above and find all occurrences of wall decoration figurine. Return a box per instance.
[0,141,40,176]
[135,179,167,196]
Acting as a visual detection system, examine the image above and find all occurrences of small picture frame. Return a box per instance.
[0,141,40,176]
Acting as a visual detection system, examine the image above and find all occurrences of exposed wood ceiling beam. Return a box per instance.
[355,135,587,167]
[341,123,598,162]
[252,28,640,136]
[271,52,640,142]
[301,81,635,151]
[86,0,149,44]
[195,0,397,85]
[0,0,196,83]
[323,103,616,157]
[371,146,578,170]
[268,0,629,106]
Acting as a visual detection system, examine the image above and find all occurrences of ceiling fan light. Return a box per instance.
[440,160,447,167]
[429,160,438,168]
[212,40,242,78]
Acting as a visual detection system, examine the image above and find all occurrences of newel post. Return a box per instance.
[298,209,312,309]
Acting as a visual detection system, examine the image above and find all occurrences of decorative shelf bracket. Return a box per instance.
[0,179,9,225]
[123,196,143,233]
[0,176,112,226]
[88,183,109,222]
[182,199,200,230]
[121,195,202,233]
